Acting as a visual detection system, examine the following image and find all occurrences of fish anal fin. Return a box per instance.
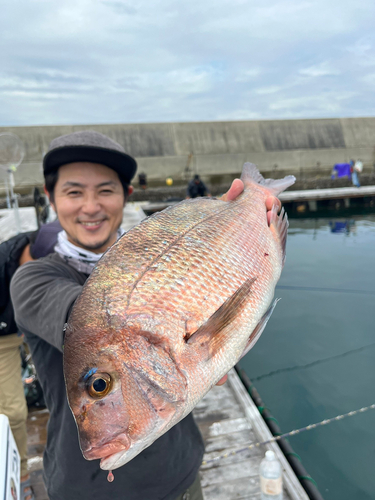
[186,277,257,349]
[269,205,289,266]
[239,299,280,360]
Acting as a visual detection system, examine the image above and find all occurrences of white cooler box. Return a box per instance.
[0,414,20,500]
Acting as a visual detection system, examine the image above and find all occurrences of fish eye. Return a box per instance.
[87,373,112,399]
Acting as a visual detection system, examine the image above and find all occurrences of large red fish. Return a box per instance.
[63,163,295,471]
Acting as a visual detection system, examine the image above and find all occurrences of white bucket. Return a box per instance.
[0,414,20,500]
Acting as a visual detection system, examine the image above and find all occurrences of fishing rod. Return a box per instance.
[201,402,375,466]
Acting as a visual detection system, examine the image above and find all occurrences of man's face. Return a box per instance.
[49,162,126,254]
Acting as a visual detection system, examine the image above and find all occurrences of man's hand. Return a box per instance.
[220,179,281,226]
[215,179,282,386]
[216,375,228,386]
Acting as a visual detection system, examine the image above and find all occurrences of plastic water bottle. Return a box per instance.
[259,450,283,500]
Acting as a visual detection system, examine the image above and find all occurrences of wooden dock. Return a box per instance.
[140,185,375,215]
[196,370,308,500]
[26,370,308,500]
[278,184,375,202]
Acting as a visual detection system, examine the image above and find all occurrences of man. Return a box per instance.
[0,221,62,500]
[186,174,210,199]
[0,231,35,500]
[11,130,278,500]
[351,159,362,188]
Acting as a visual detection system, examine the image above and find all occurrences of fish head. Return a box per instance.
[63,321,188,470]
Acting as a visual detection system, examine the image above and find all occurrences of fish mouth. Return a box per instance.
[100,449,129,470]
[99,438,153,470]
[82,433,130,461]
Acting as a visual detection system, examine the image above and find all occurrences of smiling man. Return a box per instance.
[51,163,125,251]
[11,130,279,500]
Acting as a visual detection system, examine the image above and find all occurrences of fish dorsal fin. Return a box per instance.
[186,277,256,348]
[241,162,296,196]
[269,204,289,266]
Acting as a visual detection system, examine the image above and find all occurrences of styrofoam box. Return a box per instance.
[0,414,20,500]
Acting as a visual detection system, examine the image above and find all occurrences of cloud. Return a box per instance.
[269,91,358,116]
[235,68,262,82]
[255,86,281,95]
[362,73,375,86]
[346,37,375,67]
[298,62,340,78]
[0,0,375,125]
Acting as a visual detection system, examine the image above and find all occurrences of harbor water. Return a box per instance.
[241,212,375,500]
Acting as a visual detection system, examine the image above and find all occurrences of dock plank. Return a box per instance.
[204,429,260,453]
[279,184,375,202]
[201,456,263,486]
[195,370,309,500]
[26,408,49,499]
[141,184,375,215]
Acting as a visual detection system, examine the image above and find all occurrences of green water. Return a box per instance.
[240,213,375,500]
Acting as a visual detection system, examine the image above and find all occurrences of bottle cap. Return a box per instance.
[265,450,276,460]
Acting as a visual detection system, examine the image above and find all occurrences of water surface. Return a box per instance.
[240,213,375,500]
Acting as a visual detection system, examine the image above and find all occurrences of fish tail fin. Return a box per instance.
[269,205,289,266]
[240,162,296,196]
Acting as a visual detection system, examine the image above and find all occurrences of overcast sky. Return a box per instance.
[1,0,374,127]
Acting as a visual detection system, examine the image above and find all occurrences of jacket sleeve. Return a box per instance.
[10,259,82,352]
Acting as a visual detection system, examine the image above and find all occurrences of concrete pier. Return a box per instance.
[1,117,374,193]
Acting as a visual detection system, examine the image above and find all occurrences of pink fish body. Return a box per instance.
[63,163,295,470]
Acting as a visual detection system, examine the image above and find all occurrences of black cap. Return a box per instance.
[43,130,137,183]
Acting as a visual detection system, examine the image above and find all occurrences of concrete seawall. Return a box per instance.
[0,117,374,194]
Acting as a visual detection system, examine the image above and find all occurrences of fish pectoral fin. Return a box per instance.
[239,298,280,360]
[186,277,257,351]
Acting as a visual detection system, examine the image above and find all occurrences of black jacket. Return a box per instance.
[11,253,204,500]
[0,221,62,336]
[186,179,209,198]
[0,232,32,336]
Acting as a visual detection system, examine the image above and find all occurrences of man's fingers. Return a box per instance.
[219,185,282,227]
[266,196,281,226]
[220,179,244,202]
[265,195,281,212]
[215,374,228,386]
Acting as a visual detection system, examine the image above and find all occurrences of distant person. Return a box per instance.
[354,159,363,173]
[350,159,361,187]
[353,159,363,188]
[33,187,49,226]
[138,172,147,190]
[186,174,210,199]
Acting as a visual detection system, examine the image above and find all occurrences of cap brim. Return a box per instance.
[43,145,137,183]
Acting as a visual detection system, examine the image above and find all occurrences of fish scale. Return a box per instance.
[64,163,296,470]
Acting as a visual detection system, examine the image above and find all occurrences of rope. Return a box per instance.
[298,476,318,487]
[201,403,375,466]
[284,451,301,461]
